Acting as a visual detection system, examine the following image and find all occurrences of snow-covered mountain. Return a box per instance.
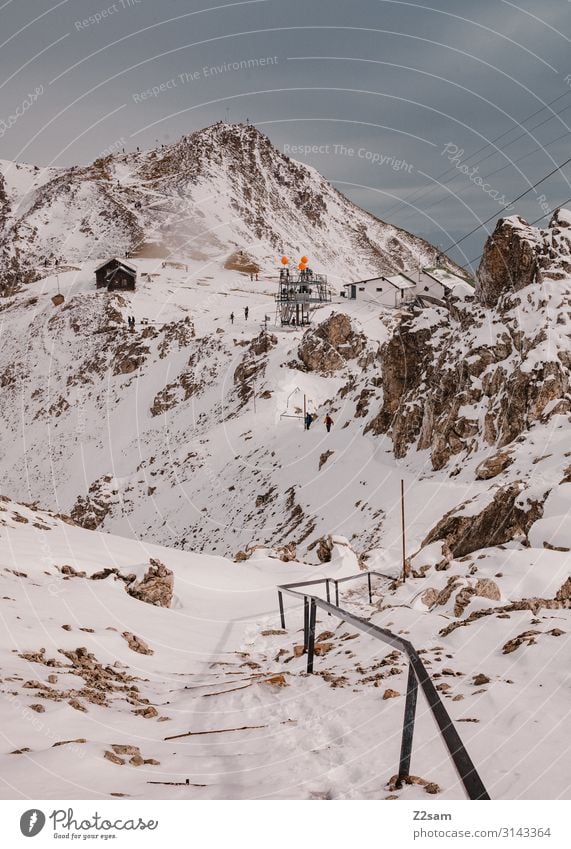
[0,122,449,295]
[0,121,570,798]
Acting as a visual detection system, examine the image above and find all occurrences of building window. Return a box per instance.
[359,287,365,291]
[376,288,383,292]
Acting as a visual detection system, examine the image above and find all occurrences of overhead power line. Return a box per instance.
[381,89,571,220]
[444,152,571,254]
[417,122,571,220]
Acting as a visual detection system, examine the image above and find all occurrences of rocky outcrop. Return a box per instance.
[126,559,173,608]
[476,216,539,307]
[71,475,117,530]
[298,313,367,374]
[365,209,571,469]
[365,314,435,456]
[422,482,545,557]
[316,535,334,562]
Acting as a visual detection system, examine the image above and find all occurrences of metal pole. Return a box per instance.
[303,393,307,430]
[278,591,285,629]
[367,572,373,604]
[325,579,331,615]
[303,596,309,652]
[334,581,339,607]
[306,599,317,673]
[397,663,418,786]
[401,479,407,583]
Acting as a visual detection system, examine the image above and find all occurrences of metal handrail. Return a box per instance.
[277,572,490,801]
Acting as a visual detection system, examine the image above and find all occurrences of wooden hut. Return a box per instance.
[95,258,137,291]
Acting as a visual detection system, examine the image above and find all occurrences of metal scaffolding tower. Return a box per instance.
[275,267,331,326]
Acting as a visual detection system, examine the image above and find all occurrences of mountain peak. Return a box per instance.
[0,120,455,293]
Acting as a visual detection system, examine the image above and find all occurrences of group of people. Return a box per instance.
[305,413,334,433]
[127,315,136,330]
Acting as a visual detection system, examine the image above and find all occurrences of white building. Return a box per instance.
[343,272,416,308]
[344,267,474,307]
[412,267,474,300]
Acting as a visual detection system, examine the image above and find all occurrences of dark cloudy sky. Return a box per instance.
[1,0,570,269]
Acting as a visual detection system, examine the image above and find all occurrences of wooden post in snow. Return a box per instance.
[303,393,307,430]
[401,479,407,583]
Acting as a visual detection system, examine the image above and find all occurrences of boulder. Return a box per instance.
[127,558,173,608]
[122,632,154,655]
[383,688,400,699]
[104,750,125,765]
[316,535,333,563]
[262,674,288,687]
[475,451,513,480]
[276,542,297,562]
[474,578,501,601]
[298,313,366,374]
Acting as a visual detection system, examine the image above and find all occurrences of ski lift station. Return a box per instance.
[275,255,331,326]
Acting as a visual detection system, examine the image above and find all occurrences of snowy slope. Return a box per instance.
[1,207,571,563]
[0,256,489,559]
[0,499,568,800]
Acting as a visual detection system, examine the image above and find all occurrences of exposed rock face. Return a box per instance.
[365,315,434,456]
[422,483,545,556]
[476,216,539,307]
[366,209,571,470]
[233,333,277,404]
[127,558,173,608]
[298,313,367,374]
[151,334,223,416]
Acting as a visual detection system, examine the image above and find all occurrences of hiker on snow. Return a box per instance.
[305,412,312,431]
[230,312,234,324]
[244,306,249,320]
[324,414,334,433]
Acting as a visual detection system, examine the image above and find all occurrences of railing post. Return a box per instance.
[396,663,418,787]
[278,590,285,629]
[334,580,339,607]
[307,599,317,673]
[303,596,309,652]
[325,579,331,615]
[367,572,373,604]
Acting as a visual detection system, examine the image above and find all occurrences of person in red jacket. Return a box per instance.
[324,414,334,433]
